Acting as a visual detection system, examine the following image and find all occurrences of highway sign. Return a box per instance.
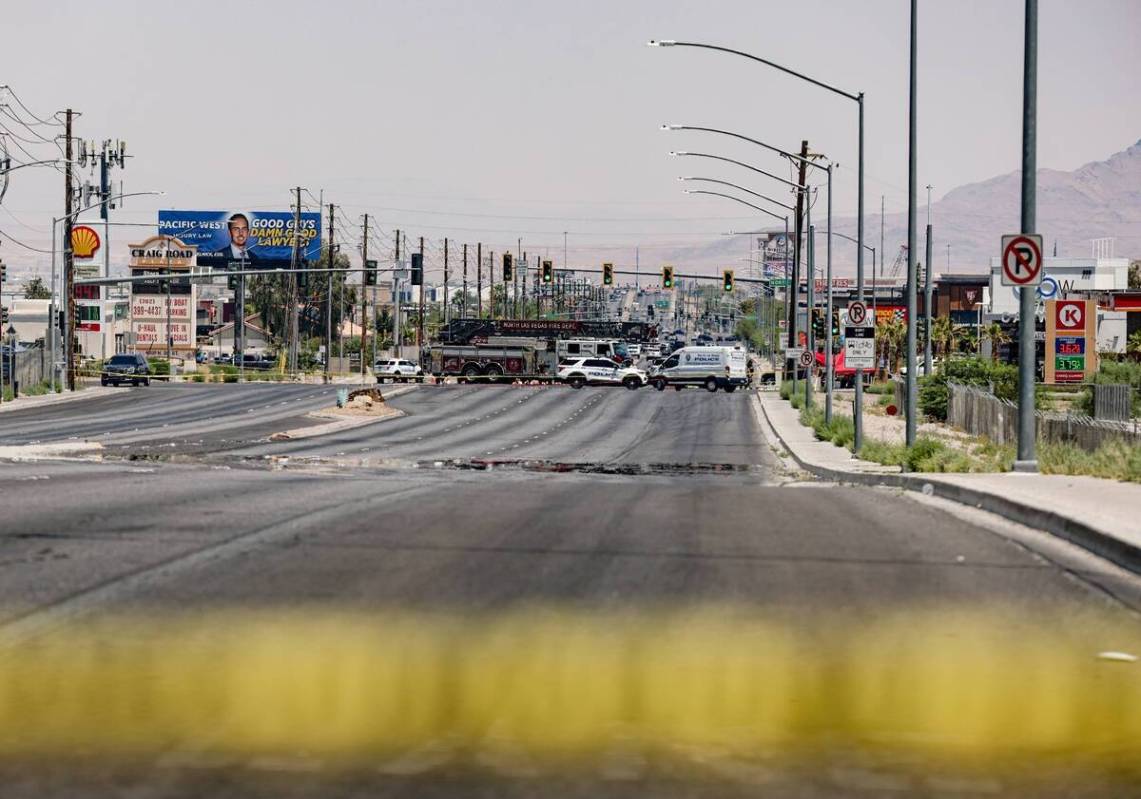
[797,350,813,369]
[844,325,875,369]
[846,301,868,327]
[1000,233,1043,286]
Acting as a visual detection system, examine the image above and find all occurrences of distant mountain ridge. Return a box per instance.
[647,139,1141,278]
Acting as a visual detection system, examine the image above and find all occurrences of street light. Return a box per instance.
[662,124,827,394]
[651,40,868,447]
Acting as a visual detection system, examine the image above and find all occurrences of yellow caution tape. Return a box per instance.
[0,608,1137,769]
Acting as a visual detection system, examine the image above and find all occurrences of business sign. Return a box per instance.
[130,294,195,351]
[70,225,101,260]
[157,210,322,267]
[844,325,875,369]
[1045,299,1095,384]
[128,235,197,270]
[874,304,907,326]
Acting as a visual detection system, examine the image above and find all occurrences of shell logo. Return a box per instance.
[71,225,101,259]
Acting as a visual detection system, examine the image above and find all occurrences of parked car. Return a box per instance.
[374,358,424,383]
[101,353,151,387]
[237,353,276,370]
[557,357,647,390]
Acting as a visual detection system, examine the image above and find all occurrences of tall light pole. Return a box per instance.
[650,40,867,449]
[905,0,919,448]
[1015,0,1039,472]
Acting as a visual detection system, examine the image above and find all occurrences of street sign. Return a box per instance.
[1000,233,1044,286]
[797,350,813,369]
[844,325,875,369]
[846,301,868,327]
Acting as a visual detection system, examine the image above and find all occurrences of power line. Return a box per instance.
[0,228,53,253]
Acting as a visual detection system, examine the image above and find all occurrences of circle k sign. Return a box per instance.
[1055,300,1085,331]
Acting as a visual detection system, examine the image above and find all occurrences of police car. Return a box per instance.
[557,357,648,390]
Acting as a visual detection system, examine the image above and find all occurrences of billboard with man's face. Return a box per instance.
[157,210,322,267]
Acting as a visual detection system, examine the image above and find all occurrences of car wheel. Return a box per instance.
[704,377,718,393]
[569,375,586,389]
[674,385,684,392]
[652,379,666,392]
[724,385,737,394]
[623,376,641,390]
[101,377,108,386]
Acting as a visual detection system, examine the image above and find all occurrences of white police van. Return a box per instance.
[649,346,748,393]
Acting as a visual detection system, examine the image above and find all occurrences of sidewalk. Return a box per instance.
[0,386,117,414]
[756,391,1141,575]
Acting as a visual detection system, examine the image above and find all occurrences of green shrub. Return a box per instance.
[191,373,205,383]
[1075,360,1141,416]
[865,381,895,395]
[1039,439,1141,482]
[149,358,171,376]
[779,381,792,401]
[919,357,1021,421]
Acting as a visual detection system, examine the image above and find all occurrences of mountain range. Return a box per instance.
[660,138,1141,278]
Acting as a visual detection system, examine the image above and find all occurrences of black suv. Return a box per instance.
[101,353,151,387]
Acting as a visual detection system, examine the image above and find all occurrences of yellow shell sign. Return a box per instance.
[70,225,101,259]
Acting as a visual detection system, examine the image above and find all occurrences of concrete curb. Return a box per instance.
[0,387,118,414]
[756,393,1141,576]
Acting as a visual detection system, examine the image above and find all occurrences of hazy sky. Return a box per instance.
[2,0,1139,276]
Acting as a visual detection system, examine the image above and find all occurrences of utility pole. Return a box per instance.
[462,243,468,318]
[325,203,335,379]
[788,139,809,392]
[417,236,425,356]
[476,242,482,318]
[393,229,401,358]
[905,0,919,447]
[924,185,934,376]
[1015,0,1039,471]
[288,186,302,373]
[361,213,369,381]
[489,250,495,318]
[64,109,75,391]
[443,238,449,326]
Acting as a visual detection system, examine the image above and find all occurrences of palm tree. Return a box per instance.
[1127,330,1141,361]
[984,322,1011,362]
[879,318,906,375]
[931,315,955,359]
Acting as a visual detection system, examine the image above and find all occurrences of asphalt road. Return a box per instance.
[1,382,1139,797]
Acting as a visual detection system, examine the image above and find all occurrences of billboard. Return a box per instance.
[157,210,322,267]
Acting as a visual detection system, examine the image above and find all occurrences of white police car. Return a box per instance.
[557,357,647,390]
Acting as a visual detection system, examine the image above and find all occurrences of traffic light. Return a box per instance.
[365,259,378,286]
[722,269,734,293]
[541,260,553,283]
[0,306,8,326]
[502,253,513,282]
[227,273,239,291]
[661,265,674,290]
[602,262,614,285]
[410,253,423,286]
[831,311,840,337]
[812,308,826,341]
[0,260,6,282]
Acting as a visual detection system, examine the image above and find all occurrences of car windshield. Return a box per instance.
[108,355,136,365]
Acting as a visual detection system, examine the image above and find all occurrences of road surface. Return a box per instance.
[1,382,1138,797]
